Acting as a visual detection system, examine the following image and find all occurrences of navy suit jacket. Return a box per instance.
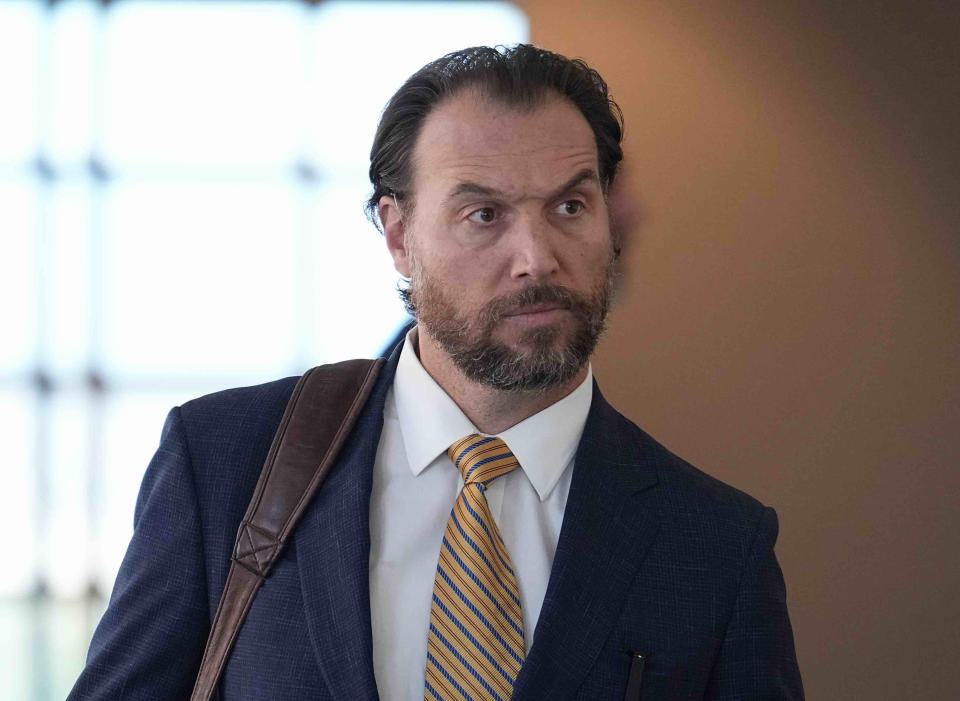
[69,345,803,700]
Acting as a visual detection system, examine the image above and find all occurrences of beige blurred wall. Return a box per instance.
[518,1,960,698]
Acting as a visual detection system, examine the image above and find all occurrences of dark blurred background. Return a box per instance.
[530,2,959,700]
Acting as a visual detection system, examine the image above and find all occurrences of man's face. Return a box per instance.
[383,89,616,392]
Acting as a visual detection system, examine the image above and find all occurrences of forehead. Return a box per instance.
[410,89,599,202]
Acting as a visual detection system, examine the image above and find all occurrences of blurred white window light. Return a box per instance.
[1,0,528,600]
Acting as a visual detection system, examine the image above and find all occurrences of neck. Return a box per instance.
[413,327,588,435]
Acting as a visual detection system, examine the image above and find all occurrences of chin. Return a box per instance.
[510,322,569,348]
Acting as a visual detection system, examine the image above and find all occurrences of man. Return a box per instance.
[69,45,803,700]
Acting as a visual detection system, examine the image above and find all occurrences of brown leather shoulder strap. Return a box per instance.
[190,358,384,701]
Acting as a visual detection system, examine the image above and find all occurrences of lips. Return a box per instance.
[502,303,568,317]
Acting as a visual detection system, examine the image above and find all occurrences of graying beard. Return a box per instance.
[407,252,614,393]
[439,316,606,393]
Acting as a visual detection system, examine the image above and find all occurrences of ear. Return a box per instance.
[380,195,412,278]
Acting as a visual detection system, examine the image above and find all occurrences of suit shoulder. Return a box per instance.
[168,376,303,558]
[179,374,301,413]
[612,408,769,527]
[177,375,300,436]
[174,375,300,494]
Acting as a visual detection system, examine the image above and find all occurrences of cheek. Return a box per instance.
[567,240,613,280]
[416,253,482,302]
[437,249,502,289]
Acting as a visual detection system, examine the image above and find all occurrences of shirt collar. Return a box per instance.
[393,327,593,502]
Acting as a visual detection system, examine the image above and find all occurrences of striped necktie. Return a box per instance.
[425,434,525,701]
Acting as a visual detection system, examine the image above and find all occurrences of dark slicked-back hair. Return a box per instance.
[366,44,624,231]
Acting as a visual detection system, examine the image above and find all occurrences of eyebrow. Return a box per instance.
[443,167,601,207]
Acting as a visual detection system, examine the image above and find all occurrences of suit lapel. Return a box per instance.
[513,383,662,700]
[294,344,401,700]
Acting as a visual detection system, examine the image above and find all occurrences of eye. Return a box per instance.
[467,207,498,224]
[556,200,585,216]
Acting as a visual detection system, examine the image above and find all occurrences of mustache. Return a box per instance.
[482,284,591,321]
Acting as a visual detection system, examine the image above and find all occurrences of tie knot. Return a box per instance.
[447,434,520,486]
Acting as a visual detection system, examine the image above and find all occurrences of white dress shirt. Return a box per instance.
[369,329,593,700]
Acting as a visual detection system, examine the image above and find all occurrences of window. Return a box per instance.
[0,1,527,696]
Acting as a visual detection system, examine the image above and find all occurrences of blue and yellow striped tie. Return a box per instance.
[425,434,525,701]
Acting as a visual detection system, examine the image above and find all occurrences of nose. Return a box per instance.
[509,214,560,281]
